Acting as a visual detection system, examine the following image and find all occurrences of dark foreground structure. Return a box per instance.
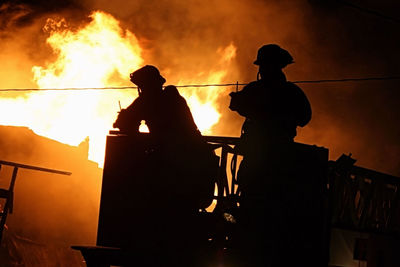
[72,132,400,267]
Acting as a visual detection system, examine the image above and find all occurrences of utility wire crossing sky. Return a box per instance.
[0,76,399,92]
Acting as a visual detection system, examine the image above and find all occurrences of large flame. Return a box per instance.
[179,43,236,134]
[1,11,236,166]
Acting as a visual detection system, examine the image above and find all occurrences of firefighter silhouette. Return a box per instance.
[229,44,312,266]
[113,65,217,266]
[114,65,215,208]
[114,65,200,140]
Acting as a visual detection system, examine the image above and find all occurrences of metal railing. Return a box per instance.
[329,155,400,235]
[204,138,400,237]
[0,160,71,243]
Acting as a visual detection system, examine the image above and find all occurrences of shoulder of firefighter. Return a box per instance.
[163,84,180,96]
[163,85,187,107]
[285,82,312,127]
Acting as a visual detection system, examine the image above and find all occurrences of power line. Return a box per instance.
[0,76,400,92]
[336,0,400,24]
[293,76,400,84]
[0,86,138,92]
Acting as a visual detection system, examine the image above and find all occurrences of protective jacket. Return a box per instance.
[114,85,200,140]
[229,78,311,148]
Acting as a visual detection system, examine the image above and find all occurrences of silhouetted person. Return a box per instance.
[113,65,216,266]
[229,44,311,266]
[114,65,200,141]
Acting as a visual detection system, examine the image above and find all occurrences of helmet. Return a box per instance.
[253,44,294,68]
[129,65,166,88]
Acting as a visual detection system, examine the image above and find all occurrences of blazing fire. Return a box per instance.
[1,11,236,166]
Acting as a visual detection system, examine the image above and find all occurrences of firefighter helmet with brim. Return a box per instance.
[129,65,166,89]
[253,44,294,69]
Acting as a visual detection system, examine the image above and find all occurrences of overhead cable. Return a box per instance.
[0,76,400,92]
[336,0,400,24]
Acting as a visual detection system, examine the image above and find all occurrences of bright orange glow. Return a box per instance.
[139,120,150,133]
[30,11,143,166]
[0,11,236,166]
[178,44,237,134]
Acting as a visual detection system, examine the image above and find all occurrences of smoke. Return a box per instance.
[78,0,318,136]
[0,3,398,265]
[292,0,400,175]
[1,0,400,249]
[1,1,399,160]
[0,2,86,95]
[0,5,40,95]
[84,0,400,176]
[1,1,400,167]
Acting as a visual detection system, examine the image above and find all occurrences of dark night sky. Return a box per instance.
[1,0,400,175]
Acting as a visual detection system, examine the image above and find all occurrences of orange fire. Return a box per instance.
[2,11,237,166]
